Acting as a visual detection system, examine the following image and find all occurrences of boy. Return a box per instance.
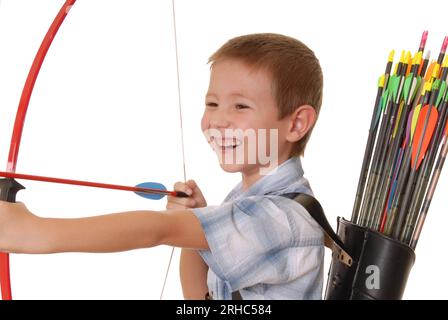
[0,33,324,300]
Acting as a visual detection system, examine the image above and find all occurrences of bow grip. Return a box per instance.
[0,178,25,203]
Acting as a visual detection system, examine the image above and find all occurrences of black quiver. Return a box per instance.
[324,218,415,300]
[286,193,416,300]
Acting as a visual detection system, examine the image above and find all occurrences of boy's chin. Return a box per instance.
[218,162,244,173]
[219,163,243,173]
[218,162,260,174]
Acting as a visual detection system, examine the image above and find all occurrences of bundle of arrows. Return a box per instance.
[351,31,448,249]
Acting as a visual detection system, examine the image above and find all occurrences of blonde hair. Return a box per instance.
[208,33,323,156]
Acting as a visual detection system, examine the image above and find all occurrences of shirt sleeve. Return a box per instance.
[192,195,323,291]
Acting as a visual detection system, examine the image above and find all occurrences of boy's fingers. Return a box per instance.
[167,196,189,206]
[171,180,206,207]
[167,192,196,204]
[187,179,206,199]
[185,180,198,190]
[173,181,193,196]
[166,197,196,210]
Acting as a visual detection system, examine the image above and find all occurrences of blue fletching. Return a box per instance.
[135,182,167,200]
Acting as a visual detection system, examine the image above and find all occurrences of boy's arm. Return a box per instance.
[166,180,209,300]
[180,249,209,299]
[0,202,208,254]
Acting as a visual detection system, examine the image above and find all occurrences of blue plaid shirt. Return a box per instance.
[193,157,324,300]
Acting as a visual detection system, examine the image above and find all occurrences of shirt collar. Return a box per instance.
[224,156,311,202]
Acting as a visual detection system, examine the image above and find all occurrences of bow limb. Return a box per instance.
[159,0,188,300]
[1,0,77,300]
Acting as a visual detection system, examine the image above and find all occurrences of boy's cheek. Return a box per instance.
[200,114,209,132]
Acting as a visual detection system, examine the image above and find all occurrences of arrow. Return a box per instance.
[419,51,431,77]
[358,51,407,226]
[437,36,448,65]
[383,64,438,235]
[1,0,189,300]
[418,31,428,53]
[400,67,448,243]
[361,51,411,228]
[351,50,394,224]
[391,100,439,239]
[351,33,448,247]
[369,52,423,230]
[410,120,448,249]
[0,171,188,200]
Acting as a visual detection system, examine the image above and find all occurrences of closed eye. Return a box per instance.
[235,104,250,110]
[206,102,218,107]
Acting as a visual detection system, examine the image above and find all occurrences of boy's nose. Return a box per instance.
[210,118,230,128]
[209,110,231,128]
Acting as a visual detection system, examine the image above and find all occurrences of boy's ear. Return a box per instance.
[286,105,317,143]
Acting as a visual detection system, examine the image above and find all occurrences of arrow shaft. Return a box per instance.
[363,100,399,227]
[401,99,448,242]
[359,97,394,226]
[370,99,415,230]
[351,86,384,223]
[410,132,448,249]
[0,171,184,197]
[384,145,412,235]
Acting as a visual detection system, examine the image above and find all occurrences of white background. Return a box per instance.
[0,0,447,299]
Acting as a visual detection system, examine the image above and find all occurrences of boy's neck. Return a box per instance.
[241,169,262,191]
[241,155,292,190]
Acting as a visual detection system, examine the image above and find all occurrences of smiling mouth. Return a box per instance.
[210,137,242,150]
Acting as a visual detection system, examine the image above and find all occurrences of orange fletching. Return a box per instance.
[424,61,436,82]
[411,104,438,169]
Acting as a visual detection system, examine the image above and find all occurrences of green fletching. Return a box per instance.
[389,75,400,102]
[444,83,448,102]
[437,81,447,107]
[432,79,440,91]
[403,74,413,103]
[386,74,395,91]
[413,76,422,101]
[381,89,390,111]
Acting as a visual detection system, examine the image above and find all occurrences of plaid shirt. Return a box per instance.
[193,157,324,300]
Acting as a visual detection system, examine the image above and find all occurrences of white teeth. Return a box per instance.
[212,138,241,148]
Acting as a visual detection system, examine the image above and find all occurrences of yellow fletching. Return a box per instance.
[411,104,422,139]
[432,64,440,78]
[423,80,432,93]
[393,62,399,75]
[443,55,448,68]
[405,51,412,64]
[413,51,423,65]
[393,101,405,138]
[379,74,385,88]
[399,50,406,63]
[388,50,395,62]
[406,52,412,75]
[411,52,417,65]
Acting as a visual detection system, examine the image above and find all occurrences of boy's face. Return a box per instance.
[202,58,293,176]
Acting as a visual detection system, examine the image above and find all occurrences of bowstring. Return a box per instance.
[160,0,187,300]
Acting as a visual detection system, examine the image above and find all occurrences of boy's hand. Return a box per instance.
[0,201,43,253]
[167,180,207,210]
